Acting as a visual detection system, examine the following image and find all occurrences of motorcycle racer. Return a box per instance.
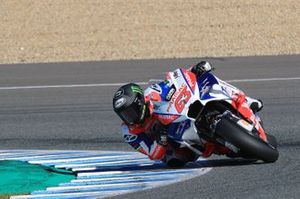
[113,61,263,167]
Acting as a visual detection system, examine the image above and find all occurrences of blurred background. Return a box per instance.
[1,0,299,64]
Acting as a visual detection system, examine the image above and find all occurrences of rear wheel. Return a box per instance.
[266,133,278,148]
[215,112,279,163]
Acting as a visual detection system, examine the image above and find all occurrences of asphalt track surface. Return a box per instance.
[0,55,299,198]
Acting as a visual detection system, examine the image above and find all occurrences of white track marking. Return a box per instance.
[71,175,174,183]
[0,77,299,90]
[54,158,151,169]
[28,154,134,164]
[227,77,300,83]
[0,82,148,90]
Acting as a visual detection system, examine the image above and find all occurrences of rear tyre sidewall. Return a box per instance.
[266,133,278,148]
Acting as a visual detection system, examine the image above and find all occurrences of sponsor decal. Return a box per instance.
[150,84,162,93]
[124,134,138,142]
[175,120,190,135]
[166,87,176,101]
[157,114,179,125]
[139,105,146,120]
[167,89,179,112]
[131,85,143,94]
[114,97,126,108]
[237,119,254,132]
[166,83,184,112]
[174,85,192,113]
[114,89,124,98]
[200,85,210,98]
[173,71,179,79]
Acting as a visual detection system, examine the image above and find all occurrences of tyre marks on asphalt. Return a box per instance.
[0,150,211,199]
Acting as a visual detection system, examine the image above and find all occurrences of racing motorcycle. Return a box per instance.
[152,68,279,163]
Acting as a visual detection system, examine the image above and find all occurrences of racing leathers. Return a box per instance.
[121,66,263,165]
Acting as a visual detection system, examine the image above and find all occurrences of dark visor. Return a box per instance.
[118,101,144,125]
[119,107,140,124]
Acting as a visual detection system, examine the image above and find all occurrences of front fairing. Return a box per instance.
[151,69,232,122]
[197,72,232,105]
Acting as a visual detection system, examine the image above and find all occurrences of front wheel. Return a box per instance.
[215,113,279,163]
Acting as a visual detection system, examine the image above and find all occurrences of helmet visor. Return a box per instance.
[118,101,145,125]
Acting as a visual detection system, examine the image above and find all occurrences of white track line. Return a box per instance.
[0,77,299,90]
[226,77,300,83]
[0,82,148,90]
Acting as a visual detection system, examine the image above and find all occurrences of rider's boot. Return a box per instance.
[202,142,215,158]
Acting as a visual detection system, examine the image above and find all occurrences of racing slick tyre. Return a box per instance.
[215,113,279,163]
[266,133,278,148]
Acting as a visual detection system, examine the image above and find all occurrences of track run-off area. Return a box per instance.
[0,55,299,198]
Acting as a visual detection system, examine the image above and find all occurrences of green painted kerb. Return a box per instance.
[0,160,75,194]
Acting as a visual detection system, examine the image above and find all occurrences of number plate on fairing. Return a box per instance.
[166,69,197,115]
[237,119,254,132]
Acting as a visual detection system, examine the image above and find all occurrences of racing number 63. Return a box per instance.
[175,86,191,113]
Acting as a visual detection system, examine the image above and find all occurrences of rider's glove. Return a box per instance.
[157,129,168,146]
[157,131,168,146]
[151,121,168,146]
[191,61,212,77]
